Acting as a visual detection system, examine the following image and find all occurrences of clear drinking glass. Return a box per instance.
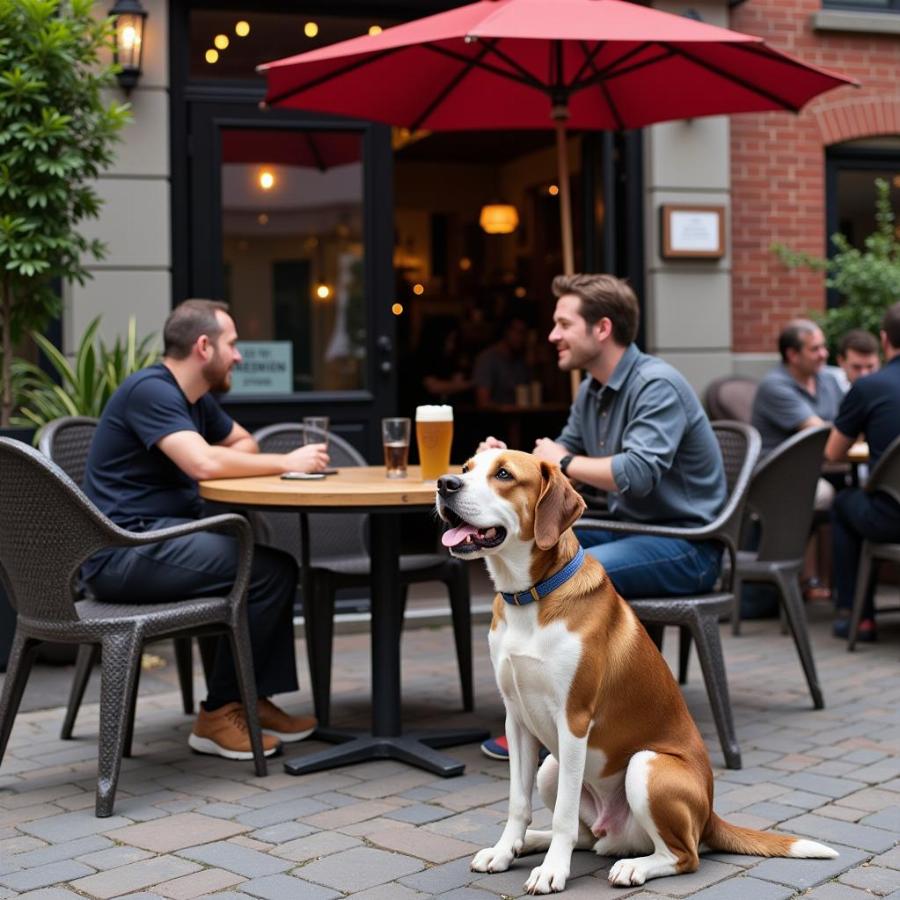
[382,417,411,479]
[416,405,453,481]
[302,416,330,447]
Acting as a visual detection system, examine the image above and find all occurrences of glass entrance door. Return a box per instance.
[187,102,396,458]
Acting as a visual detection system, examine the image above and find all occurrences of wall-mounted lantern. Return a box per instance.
[109,0,148,94]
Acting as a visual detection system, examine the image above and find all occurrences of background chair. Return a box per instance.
[37,417,212,743]
[251,423,473,726]
[848,434,900,650]
[575,421,760,769]
[704,375,758,423]
[731,425,829,708]
[0,438,267,817]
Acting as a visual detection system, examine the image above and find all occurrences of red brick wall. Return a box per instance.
[729,0,900,352]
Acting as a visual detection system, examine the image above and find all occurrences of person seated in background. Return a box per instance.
[472,315,531,407]
[476,274,726,760]
[422,326,474,403]
[825,301,900,642]
[826,328,880,393]
[752,319,844,601]
[82,299,328,760]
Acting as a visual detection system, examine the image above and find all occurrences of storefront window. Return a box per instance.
[220,127,366,394]
[822,1,900,10]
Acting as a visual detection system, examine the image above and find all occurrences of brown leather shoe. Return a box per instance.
[258,698,317,742]
[188,702,280,760]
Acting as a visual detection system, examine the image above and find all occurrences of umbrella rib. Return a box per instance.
[411,40,496,131]
[425,43,545,91]
[576,41,626,130]
[663,43,797,111]
[473,41,548,91]
[303,132,326,172]
[569,42,664,93]
[572,40,607,87]
[265,46,405,107]
[731,40,855,83]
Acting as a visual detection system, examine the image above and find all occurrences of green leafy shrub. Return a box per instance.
[13,316,158,430]
[0,0,131,425]
[772,178,900,356]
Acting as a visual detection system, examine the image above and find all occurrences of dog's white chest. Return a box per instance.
[489,609,584,752]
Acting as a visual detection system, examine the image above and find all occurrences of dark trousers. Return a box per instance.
[831,490,900,617]
[87,517,299,708]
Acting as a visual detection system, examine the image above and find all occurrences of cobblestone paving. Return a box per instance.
[1,600,898,898]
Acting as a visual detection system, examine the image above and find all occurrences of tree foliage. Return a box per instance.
[772,178,900,356]
[0,0,130,425]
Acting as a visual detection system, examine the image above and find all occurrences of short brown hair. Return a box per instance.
[163,299,230,359]
[837,328,879,358]
[551,273,639,346]
[882,301,900,349]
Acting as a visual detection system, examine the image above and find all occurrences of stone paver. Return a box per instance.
[0,609,898,900]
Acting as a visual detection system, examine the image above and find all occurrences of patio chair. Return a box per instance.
[37,416,211,745]
[704,375,758,423]
[0,438,267,817]
[251,423,473,726]
[731,425,829,708]
[848,434,900,650]
[575,421,761,769]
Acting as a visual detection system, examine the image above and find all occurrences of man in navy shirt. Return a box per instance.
[825,302,900,641]
[84,299,329,759]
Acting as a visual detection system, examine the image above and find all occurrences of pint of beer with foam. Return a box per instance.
[416,405,453,481]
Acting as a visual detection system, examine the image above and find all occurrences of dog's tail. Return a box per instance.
[703,814,837,859]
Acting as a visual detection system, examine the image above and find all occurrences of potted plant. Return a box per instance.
[772,178,900,355]
[0,0,130,430]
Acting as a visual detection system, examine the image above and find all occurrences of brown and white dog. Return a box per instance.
[436,449,836,894]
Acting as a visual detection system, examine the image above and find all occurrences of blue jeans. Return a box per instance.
[573,528,722,598]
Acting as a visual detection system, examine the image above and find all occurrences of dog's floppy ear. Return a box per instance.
[533,461,586,550]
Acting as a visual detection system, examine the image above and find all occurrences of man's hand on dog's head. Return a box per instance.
[476,436,507,454]
[533,438,568,465]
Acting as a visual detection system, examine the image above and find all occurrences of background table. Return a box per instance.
[199,466,487,777]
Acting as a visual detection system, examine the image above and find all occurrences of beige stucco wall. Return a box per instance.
[64,0,171,353]
[644,0,733,396]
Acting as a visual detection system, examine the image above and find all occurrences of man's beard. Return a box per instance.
[202,355,232,393]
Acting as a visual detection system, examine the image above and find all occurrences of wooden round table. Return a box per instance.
[199,466,487,778]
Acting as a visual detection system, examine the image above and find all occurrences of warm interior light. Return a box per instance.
[412,283,425,296]
[514,286,527,298]
[257,213,269,225]
[548,184,560,196]
[479,203,519,234]
[214,34,229,50]
[304,21,319,37]
[121,25,138,50]
[369,25,383,35]
[315,284,332,300]
[459,257,472,271]
[391,302,404,315]
[893,174,900,189]
[205,49,219,64]
[235,20,250,37]
[258,169,275,190]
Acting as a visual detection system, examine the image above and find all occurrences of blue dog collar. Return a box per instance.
[501,547,585,606]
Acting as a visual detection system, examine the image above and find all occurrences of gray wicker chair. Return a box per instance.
[37,416,212,742]
[848,433,900,650]
[0,438,267,817]
[251,423,473,726]
[731,426,829,709]
[704,375,758,423]
[575,421,761,769]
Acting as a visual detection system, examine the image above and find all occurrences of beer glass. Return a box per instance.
[302,416,329,447]
[382,417,411,479]
[416,405,453,481]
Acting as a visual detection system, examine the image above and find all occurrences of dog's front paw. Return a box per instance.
[608,858,647,886]
[524,860,569,894]
[471,844,516,873]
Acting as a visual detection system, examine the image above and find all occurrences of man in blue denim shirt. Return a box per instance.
[482,273,727,599]
[478,274,727,761]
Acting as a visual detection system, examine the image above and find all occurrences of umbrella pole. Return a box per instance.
[553,113,581,399]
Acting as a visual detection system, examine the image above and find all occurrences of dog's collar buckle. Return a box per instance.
[501,547,585,607]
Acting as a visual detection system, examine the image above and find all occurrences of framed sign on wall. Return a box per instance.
[660,204,726,259]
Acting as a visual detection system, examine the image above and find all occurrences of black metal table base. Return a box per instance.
[284,725,490,778]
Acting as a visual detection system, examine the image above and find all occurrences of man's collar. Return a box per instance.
[590,343,639,394]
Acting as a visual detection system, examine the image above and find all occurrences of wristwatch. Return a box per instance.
[559,454,574,476]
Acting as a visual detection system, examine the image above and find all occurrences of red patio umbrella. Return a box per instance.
[221,129,361,171]
[260,0,856,276]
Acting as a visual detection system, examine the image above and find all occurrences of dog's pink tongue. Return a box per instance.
[442,523,479,547]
